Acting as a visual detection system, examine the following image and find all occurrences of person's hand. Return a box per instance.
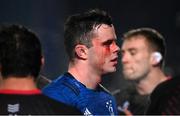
[118,101,133,116]
[123,108,133,116]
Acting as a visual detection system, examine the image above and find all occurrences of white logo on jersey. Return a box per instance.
[84,108,93,116]
[106,100,114,115]
[7,104,19,113]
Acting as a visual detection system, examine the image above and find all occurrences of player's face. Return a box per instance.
[121,36,152,81]
[87,24,120,74]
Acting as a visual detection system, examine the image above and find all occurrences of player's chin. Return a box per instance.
[123,74,136,80]
[107,66,117,73]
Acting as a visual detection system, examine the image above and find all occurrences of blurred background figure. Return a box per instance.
[0,24,81,115]
[116,28,169,115]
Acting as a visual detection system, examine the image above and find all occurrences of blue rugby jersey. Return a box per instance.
[43,72,118,115]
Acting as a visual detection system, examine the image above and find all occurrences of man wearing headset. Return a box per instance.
[119,28,170,115]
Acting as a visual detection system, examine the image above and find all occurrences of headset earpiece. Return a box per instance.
[152,52,162,63]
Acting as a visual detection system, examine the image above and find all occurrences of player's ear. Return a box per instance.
[40,56,45,70]
[150,52,162,65]
[75,44,88,60]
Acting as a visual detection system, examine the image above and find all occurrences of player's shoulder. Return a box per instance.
[44,72,81,96]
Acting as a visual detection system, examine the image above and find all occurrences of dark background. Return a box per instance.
[0,0,179,92]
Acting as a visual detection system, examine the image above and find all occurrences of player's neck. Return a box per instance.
[0,76,37,90]
[68,62,101,89]
[136,68,167,95]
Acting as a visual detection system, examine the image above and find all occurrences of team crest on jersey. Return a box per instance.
[106,100,114,115]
